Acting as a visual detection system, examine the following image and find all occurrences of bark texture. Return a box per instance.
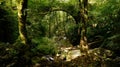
[79,0,89,55]
[17,0,29,45]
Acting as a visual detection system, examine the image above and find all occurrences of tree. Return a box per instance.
[17,0,29,45]
[79,0,89,55]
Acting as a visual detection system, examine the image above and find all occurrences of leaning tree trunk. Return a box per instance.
[79,0,89,55]
[17,0,29,45]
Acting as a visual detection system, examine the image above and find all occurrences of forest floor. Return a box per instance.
[32,47,120,67]
[1,43,120,67]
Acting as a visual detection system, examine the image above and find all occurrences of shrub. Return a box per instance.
[31,37,58,55]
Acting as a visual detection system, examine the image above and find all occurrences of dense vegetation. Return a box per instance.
[0,0,120,67]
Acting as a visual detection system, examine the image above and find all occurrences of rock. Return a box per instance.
[41,55,54,61]
[66,50,81,61]
[57,48,81,61]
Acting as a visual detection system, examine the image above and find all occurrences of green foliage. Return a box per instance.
[0,37,57,66]
[0,3,18,43]
[66,25,80,46]
[31,37,57,55]
[1,0,120,66]
[27,22,46,38]
[88,0,120,49]
[101,34,120,51]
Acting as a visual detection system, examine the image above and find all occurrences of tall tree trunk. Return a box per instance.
[79,0,89,55]
[17,1,32,65]
[17,0,29,45]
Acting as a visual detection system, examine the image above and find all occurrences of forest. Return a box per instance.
[0,0,120,67]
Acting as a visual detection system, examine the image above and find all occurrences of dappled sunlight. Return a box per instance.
[0,0,120,67]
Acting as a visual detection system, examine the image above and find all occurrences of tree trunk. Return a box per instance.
[79,0,89,55]
[17,0,29,45]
